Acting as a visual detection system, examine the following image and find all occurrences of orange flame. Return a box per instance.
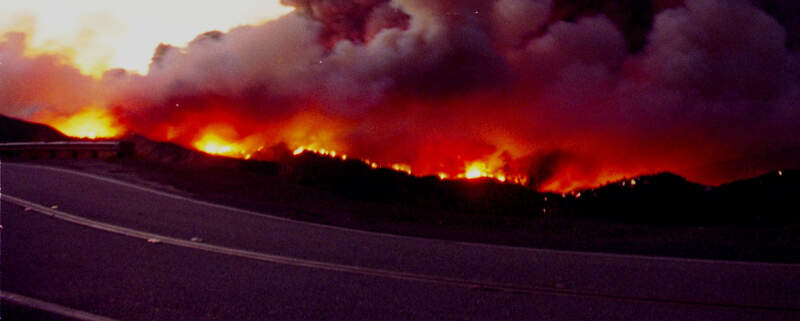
[46,108,124,139]
[455,159,526,184]
[392,163,412,175]
[293,145,348,161]
[191,124,262,159]
[36,107,633,192]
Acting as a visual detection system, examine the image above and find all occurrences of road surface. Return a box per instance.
[1,162,798,320]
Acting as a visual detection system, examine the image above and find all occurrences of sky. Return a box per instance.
[0,0,293,75]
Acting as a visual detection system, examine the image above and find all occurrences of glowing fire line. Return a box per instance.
[292,145,521,184]
[44,110,609,192]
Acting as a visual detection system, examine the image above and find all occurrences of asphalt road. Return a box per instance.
[1,162,798,320]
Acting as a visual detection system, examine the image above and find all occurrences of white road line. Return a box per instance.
[1,291,120,321]
[4,162,796,267]
[3,163,416,238]
[3,193,798,313]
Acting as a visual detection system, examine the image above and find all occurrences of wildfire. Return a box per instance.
[292,147,528,185]
[292,145,412,175]
[36,107,619,192]
[540,172,627,193]
[6,0,796,201]
[293,146,348,161]
[192,125,253,158]
[36,107,624,192]
[392,163,412,175]
[46,108,124,139]
[456,160,525,184]
[195,134,242,156]
[463,162,490,179]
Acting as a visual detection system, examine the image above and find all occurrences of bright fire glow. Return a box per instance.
[465,169,482,179]
[456,160,523,184]
[464,162,487,179]
[46,108,124,139]
[42,109,625,191]
[199,139,234,155]
[38,106,633,192]
[293,145,348,161]
[189,123,270,158]
[3,2,752,194]
[1,1,293,75]
[392,164,412,175]
[192,125,249,157]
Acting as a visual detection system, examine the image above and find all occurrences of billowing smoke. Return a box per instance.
[0,33,103,119]
[3,0,800,190]
[280,0,410,45]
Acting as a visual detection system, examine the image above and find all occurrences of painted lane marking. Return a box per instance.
[1,291,120,321]
[3,194,799,313]
[5,162,797,267]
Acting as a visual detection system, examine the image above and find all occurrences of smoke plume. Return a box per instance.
[3,0,800,190]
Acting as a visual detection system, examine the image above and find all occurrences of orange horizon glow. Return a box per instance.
[44,108,125,139]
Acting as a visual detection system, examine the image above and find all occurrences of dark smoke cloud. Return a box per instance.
[3,0,800,188]
[755,0,800,50]
[280,0,409,44]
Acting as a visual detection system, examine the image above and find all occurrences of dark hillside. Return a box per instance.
[0,114,70,142]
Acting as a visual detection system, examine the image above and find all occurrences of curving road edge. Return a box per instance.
[3,193,798,313]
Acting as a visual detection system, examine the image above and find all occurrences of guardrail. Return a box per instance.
[0,141,135,160]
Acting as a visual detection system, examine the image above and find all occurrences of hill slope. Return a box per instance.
[0,114,70,142]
